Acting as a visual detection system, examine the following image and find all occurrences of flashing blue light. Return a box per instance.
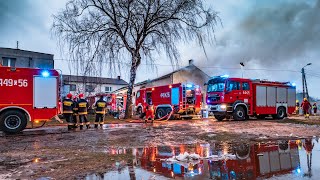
[296,168,301,174]
[186,84,193,88]
[292,83,296,87]
[221,74,229,78]
[207,100,210,103]
[41,70,50,77]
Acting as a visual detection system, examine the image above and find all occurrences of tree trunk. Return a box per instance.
[124,54,140,119]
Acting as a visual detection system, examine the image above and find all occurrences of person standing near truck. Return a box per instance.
[72,96,79,128]
[62,93,76,130]
[94,95,107,128]
[313,102,317,115]
[77,94,90,130]
[301,98,312,119]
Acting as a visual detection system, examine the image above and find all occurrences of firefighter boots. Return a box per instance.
[80,125,83,130]
[94,124,98,128]
[86,125,90,129]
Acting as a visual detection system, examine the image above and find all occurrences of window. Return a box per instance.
[105,86,112,92]
[85,85,95,92]
[242,82,250,90]
[136,91,140,98]
[227,81,240,91]
[70,84,77,91]
[2,57,16,67]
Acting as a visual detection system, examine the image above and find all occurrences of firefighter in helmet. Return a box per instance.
[145,98,155,123]
[295,100,300,115]
[312,102,317,115]
[94,95,107,128]
[301,98,312,119]
[77,93,90,129]
[72,96,79,128]
[62,93,76,130]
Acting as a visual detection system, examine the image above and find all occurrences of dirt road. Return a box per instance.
[0,118,319,179]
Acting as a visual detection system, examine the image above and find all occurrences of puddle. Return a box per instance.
[87,138,320,180]
[103,123,143,129]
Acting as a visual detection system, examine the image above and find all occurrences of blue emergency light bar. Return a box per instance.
[41,70,50,77]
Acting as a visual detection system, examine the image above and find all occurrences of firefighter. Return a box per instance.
[301,98,312,119]
[295,100,300,115]
[94,95,107,128]
[72,96,79,128]
[62,93,76,130]
[77,93,90,130]
[312,102,317,115]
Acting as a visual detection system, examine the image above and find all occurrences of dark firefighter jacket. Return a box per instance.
[62,99,74,114]
[77,99,89,115]
[95,99,107,114]
[73,100,78,114]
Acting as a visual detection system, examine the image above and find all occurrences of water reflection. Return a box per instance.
[89,138,320,180]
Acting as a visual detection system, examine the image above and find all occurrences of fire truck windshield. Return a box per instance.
[207,79,226,92]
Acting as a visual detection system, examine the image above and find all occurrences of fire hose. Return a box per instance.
[126,106,175,123]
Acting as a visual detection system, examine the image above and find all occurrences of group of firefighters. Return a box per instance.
[297,98,318,118]
[62,93,107,130]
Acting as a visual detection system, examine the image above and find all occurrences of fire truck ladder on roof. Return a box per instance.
[182,85,187,111]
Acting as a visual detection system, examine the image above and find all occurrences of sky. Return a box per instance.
[0,0,320,97]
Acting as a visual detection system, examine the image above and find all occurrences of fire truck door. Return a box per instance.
[34,76,58,108]
[226,80,241,101]
[241,82,251,105]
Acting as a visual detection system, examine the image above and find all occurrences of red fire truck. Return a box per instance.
[205,75,296,121]
[135,83,202,119]
[87,93,127,115]
[0,67,60,133]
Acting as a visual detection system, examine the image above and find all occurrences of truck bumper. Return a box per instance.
[208,104,228,113]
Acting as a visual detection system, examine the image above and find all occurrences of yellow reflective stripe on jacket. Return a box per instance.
[63,111,73,113]
[78,102,87,107]
[96,111,105,114]
[78,112,88,115]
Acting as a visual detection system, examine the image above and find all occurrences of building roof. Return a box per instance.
[135,64,209,86]
[0,47,54,56]
[63,75,128,85]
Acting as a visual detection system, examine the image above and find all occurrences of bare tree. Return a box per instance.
[52,0,220,118]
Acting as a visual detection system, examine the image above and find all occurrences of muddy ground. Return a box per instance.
[1,117,320,179]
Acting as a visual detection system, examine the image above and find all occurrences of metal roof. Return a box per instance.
[62,75,128,85]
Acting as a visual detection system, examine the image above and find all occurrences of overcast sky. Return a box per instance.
[0,0,320,97]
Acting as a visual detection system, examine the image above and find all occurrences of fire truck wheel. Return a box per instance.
[0,110,27,133]
[275,107,286,119]
[165,108,173,119]
[214,115,225,121]
[156,108,166,119]
[233,106,246,121]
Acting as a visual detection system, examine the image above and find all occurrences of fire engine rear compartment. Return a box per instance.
[253,84,296,115]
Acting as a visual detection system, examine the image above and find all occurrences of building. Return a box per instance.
[113,59,210,104]
[0,47,54,69]
[62,75,128,97]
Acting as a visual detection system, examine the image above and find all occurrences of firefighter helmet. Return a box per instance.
[304,98,307,101]
[296,100,299,103]
[67,93,73,99]
[79,93,84,99]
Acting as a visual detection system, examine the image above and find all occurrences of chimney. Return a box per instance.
[189,59,194,65]
[117,76,121,80]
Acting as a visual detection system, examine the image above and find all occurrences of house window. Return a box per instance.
[85,85,95,92]
[105,86,112,92]
[70,84,77,91]
[2,57,16,67]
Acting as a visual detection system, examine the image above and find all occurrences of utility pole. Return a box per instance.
[302,63,312,101]
[16,41,19,49]
[240,62,245,78]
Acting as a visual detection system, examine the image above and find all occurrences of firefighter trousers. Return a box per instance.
[95,114,104,128]
[64,113,76,129]
[79,115,90,129]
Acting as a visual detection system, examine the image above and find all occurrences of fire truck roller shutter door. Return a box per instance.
[34,76,58,108]
[0,108,28,133]
[171,87,179,105]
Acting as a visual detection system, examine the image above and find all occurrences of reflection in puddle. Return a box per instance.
[88,138,320,179]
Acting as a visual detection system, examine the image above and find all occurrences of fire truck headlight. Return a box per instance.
[220,104,227,110]
[41,70,50,77]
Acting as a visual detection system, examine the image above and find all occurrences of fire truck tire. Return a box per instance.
[214,115,225,121]
[274,107,286,119]
[233,106,246,121]
[156,108,166,119]
[0,110,27,133]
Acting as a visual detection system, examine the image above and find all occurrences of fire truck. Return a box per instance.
[205,75,296,121]
[135,83,202,119]
[0,66,60,133]
[87,93,127,115]
[208,140,300,179]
